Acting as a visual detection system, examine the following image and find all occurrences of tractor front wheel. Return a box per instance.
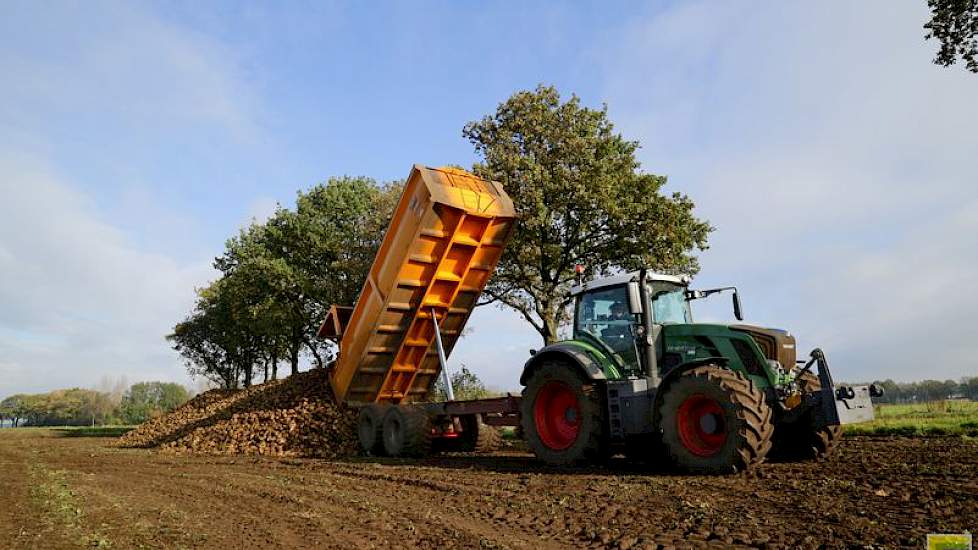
[659,365,774,474]
[521,360,607,465]
[770,371,842,461]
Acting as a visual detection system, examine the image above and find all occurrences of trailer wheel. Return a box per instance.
[770,371,842,461]
[457,414,501,453]
[659,365,773,474]
[357,403,389,456]
[521,360,607,465]
[382,405,432,458]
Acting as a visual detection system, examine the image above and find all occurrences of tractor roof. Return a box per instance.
[569,271,690,296]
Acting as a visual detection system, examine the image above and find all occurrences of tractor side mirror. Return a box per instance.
[627,281,643,315]
[732,292,744,321]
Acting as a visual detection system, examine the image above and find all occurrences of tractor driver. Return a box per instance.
[600,301,639,369]
[601,301,633,343]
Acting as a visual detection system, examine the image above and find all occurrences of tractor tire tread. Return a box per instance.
[521,360,607,465]
[661,365,774,474]
[771,372,842,461]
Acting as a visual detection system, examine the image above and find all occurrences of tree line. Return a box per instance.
[168,85,712,389]
[0,382,190,427]
[864,377,978,404]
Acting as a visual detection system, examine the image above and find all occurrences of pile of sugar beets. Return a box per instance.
[118,369,359,459]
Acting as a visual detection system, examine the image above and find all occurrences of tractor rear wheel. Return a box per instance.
[521,360,607,465]
[659,365,774,474]
[357,403,389,456]
[770,371,842,461]
[382,405,432,458]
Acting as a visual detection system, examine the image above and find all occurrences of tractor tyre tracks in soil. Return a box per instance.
[0,429,975,549]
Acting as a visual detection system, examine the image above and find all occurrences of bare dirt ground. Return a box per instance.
[1,429,975,549]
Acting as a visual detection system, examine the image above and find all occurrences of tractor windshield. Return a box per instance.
[650,282,692,324]
[574,285,640,373]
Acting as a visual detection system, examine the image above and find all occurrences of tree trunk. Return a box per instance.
[290,345,300,376]
[304,338,324,369]
[542,316,560,345]
[271,354,278,381]
[537,299,560,345]
[244,360,253,388]
[223,369,237,390]
[263,361,269,383]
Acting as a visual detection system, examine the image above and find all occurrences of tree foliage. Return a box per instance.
[0,382,189,427]
[118,382,191,424]
[463,85,712,343]
[169,176,401,388]
[430,365,495,402]
[866,377,978,403]
[925,0,978,73]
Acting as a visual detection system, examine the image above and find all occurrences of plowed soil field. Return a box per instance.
[0,428,974,549]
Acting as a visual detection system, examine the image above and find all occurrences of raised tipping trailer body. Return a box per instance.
[319,165,518,456]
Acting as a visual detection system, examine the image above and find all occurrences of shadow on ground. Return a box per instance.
[54,427,134,438]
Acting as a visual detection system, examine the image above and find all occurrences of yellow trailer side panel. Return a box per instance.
[328,165,516,405]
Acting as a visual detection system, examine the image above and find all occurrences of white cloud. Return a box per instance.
[0,152,215,395]
[0,2,260,143]
[0,2,261,395]
[596,1,978,381]
[245,197,280,226]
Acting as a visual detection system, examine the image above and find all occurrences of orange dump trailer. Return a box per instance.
[319,165,516,407]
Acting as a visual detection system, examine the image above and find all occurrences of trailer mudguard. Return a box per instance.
[519,342,613,386]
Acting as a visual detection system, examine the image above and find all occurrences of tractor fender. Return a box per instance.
[519,343,608,386]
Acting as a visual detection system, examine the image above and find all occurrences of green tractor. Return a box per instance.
[519,269,881,473]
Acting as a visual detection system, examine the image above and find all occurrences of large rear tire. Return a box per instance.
[382,405,432,458]
[770,371,842,461]
[521,360,607,465]
[659,365,774,474]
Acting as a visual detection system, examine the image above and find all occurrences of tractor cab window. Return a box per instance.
[649,282,692,324]
[575,285,640,374]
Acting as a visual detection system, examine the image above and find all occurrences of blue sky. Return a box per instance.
[2,1,976,395]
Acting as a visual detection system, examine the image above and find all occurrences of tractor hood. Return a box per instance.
[729,324,796,369]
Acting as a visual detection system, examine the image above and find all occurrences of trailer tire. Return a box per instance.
[521,360,607,465]
[357,403,389,456]
[659,365,773,474]
[453,414,501,453]
[382,405,432,458]
[770,371,842,461]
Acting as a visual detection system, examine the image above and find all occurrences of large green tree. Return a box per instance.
[925,0,978,73]
[463,85,712,344]
[173,176,401,388]
[169,284,249,390]
[257,177,402,374]
[119,382,190,424]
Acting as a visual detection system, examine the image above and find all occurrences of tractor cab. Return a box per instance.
[571,272,694,378]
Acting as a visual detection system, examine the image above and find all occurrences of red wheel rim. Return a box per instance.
[676,394,727,456]
[533,381,581,450]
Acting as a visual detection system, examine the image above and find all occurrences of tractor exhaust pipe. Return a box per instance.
[637,269,660,387]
